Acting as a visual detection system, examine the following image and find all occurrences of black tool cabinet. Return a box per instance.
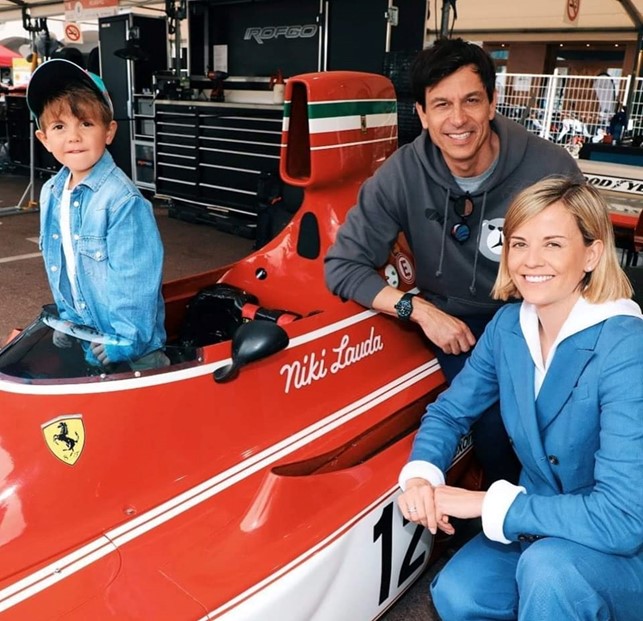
[154,100,283,237]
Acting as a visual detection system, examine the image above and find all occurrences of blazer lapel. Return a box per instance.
[535,326,599,430]
[501,325,558,489]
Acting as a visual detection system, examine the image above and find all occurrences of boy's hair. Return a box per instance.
[27,58,113,129]
[492,176,634,303]
[39,80,113,129]
[410,38,496,107]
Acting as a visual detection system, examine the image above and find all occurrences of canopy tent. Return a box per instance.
[0,0,640,40]
[0,0,158,23]
[0,42,19,67]
[434,0,643,42]
[0,36,30,54]
[0,0,639,33]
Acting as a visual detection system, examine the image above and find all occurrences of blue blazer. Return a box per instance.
[410,303,643,557]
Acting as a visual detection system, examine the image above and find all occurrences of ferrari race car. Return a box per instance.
[0,71,483,620]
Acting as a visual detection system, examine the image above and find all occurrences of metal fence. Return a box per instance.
[496,72,643,157]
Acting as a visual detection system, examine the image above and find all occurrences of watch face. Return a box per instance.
[395,295,413,320]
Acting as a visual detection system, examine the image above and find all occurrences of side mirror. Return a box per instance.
[213,320,289,383]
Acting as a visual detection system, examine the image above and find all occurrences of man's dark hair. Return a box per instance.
[410,38,496,107]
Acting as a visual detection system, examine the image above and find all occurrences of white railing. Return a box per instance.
[497,72,643,157]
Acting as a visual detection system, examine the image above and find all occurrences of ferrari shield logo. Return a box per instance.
[42,416,85,465]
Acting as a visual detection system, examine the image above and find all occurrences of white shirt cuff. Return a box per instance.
[398,460,445,490]
[482,479,526,544]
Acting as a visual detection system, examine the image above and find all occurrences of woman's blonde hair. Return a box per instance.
[492,176,633,303]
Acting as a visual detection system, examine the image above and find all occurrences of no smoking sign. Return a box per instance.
[64,22,83,44]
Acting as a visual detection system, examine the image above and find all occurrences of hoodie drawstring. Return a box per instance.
[469,191,488,296]
[435,187,450,278]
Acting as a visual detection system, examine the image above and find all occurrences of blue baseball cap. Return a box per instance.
[26,58,113,128]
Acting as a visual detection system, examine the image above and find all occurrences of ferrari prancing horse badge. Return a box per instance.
[42,416,85,465]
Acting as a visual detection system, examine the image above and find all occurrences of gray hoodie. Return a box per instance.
[325,115,584,317]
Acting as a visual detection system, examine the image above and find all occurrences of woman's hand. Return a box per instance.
[397,478,454,535]
[434,485,486,520]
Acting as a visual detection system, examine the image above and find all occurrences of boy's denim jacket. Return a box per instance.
[39,150,166,363]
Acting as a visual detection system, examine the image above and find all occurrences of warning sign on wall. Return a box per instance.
[64,22,84,44]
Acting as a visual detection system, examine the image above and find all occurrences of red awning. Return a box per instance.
[0,44,21,68]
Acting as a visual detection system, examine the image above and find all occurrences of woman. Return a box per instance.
[398,177,643,620]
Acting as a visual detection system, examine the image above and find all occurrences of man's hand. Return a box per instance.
[372,286,476,355]
[412,297,476,355]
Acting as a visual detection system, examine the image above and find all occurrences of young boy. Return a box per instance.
[27,58,168,371]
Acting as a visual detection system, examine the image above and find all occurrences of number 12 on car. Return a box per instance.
[373,500,433,606]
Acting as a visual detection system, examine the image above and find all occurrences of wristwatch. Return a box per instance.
[394,292,416,321]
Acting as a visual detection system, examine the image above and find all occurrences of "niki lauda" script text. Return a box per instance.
[280,326,384,393]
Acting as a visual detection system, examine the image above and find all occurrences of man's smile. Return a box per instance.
[446,131,473,141]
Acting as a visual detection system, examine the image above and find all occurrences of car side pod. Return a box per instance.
[213,320,289,383]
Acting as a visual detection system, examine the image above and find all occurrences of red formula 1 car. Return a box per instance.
[0,72,482,620]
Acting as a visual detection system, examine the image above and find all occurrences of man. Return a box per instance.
[324,38,583,485]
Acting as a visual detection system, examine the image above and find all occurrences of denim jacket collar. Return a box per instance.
[50,150,117,199]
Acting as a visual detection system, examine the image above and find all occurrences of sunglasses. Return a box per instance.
[451,193,475,243]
